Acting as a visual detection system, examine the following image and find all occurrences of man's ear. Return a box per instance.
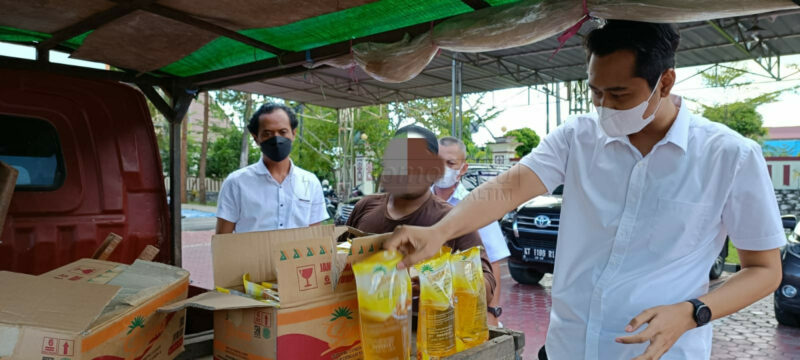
[459,162,469,177]
[252,134,260,145]
[660,68,676,98]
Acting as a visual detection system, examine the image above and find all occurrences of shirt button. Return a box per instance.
[280,223,283,227]
[280,204,284,207]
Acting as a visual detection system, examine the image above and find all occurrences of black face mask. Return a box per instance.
[260,136,292,162]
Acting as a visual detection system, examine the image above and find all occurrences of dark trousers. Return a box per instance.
[538,345,548,360]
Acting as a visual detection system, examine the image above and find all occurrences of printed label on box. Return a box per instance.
[297,265,318,291]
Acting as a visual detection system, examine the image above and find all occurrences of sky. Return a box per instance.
[3,41,798,146]
[467,54,800,145]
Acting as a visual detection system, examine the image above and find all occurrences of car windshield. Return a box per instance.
[460,168,505,191]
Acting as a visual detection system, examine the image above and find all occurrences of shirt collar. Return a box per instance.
[602,95,689,153]
[253,158,295,178]
[430,182,470,203]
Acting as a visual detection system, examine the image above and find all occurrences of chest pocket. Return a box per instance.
[290,177,313,226]
[647,198,713,261]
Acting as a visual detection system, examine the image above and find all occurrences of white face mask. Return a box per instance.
[434,165,462,189]
[597,75,663,137]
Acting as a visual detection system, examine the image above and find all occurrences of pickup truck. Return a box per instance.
[0,69,171,275]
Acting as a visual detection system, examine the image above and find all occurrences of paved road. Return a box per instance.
[498,264,800,359]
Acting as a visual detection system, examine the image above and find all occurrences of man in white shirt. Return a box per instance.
[216,103,328,234]
[387,20,784,360]
[433,136,510,326]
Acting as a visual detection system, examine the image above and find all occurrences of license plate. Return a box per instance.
[523,247,555,263]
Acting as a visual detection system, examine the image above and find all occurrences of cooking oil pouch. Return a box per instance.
[451,246,489,350]
[243,273,279,301]
[415,248,456,359]
[216,286,279,307]
[353,250,412,360]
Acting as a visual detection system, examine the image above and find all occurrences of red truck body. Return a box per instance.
[0,69,170,274]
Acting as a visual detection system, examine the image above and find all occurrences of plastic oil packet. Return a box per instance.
[243,273,279,301]
[215,286,280,307]
[415,247,456,359]
[451,246,489,350]
[353,250,412,360]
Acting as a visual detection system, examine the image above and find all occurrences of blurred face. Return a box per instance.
[588,50,664,118]
[381,137,444,199]
[252,109,296,145]
[438,144,468,176]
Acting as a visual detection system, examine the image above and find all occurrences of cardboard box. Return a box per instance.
[159,225,388,360]
[0,258,189,360]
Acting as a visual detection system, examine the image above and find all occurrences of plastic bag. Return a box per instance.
[451,246,489,350]
[415,248,456,358]
[353,250,412,360]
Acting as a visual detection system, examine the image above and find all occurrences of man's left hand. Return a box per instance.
[616,302,697,360]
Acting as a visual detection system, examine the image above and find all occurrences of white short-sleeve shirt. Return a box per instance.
[437,183,511,262]
[216,160,329,233]
[518,95,785,360]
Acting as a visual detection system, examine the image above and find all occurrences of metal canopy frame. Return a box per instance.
[3,4,800,266]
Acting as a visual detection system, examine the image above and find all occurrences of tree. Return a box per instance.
[205,125,259,179]
[696,65,794,141]
[504,128,540,157]
[213,90,266,169]
[198,92,210,204]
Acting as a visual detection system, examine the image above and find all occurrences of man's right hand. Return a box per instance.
[385,224,446,269]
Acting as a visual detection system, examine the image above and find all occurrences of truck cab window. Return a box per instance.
[0,115,65,190]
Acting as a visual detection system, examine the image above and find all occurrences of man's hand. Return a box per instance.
[384,224,447,269]
[615,302,696,360]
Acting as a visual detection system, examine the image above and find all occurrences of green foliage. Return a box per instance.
[698,65,780,141]
[701,101,769,141]
[503,128,540,157]
[700,66,750,88]
[290,103,339,182]
[205,125,259,179]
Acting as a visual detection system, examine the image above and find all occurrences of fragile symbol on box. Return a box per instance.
[297,265,318,291]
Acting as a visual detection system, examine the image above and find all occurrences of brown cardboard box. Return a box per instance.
[159,225,389,360]
[0,258,189,360]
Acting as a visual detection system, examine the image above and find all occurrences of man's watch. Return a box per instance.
[687,299,711,327]
[487,306,503,318]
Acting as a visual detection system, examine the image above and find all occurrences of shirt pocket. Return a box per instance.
[291,197,312,226]
[646,198,713,261]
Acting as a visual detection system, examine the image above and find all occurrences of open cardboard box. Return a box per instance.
[0,258,189,360]
[158,225,389,360]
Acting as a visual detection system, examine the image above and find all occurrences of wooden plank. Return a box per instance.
[0,161,18,236]
[137,245,161,261]
[92,232,123,260]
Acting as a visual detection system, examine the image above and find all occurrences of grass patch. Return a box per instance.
[725,241,740,265]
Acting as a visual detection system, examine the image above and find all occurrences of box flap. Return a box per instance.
[0,271,120,332]
[157,291,271,313]
[273,235,336,307]
[211,225,335,289]
[331,233,392,292]
[39,258,124,285]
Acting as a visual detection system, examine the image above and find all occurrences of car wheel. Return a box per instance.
[709,254,725,280]
[774,296,800,327]
[509,263,545,285]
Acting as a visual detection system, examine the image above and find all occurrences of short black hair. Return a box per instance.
[247,103,298,135]
[585,20,680,90]
[394,125,438,154]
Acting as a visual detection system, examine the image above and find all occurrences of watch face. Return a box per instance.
[696,305,711,324]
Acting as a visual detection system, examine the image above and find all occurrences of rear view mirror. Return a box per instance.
[782,215,797,231]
